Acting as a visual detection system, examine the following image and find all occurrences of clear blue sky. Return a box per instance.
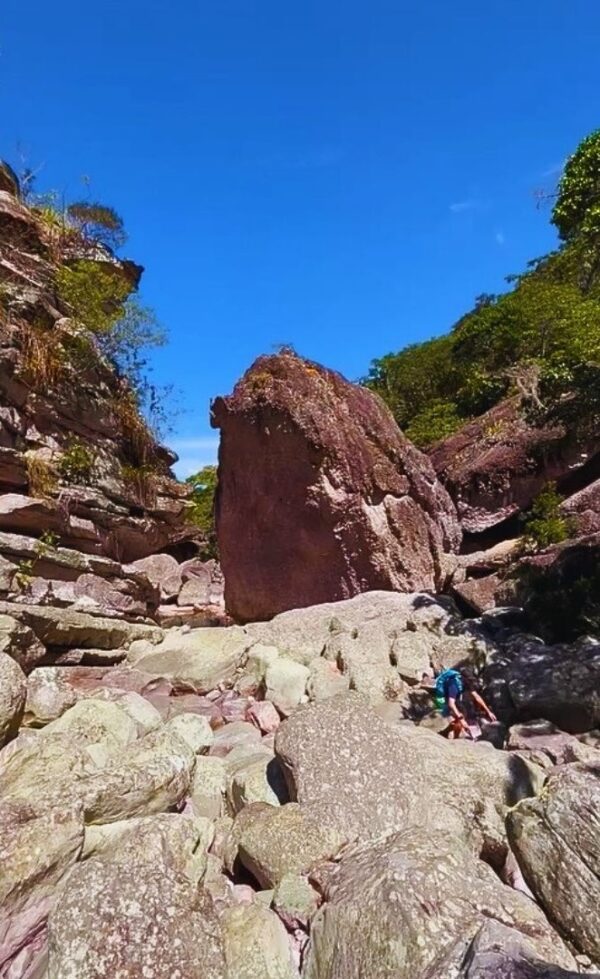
[2,1,599,476]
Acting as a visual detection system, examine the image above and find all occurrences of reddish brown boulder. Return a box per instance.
[561,478,600,535]
[211,352,460,622]
[429,397,600,534]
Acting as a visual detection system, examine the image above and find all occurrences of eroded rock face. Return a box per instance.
[222,903,299,979]
[231,801,350,888]
[508,762,600,963]
[429,397,599,534]
[303,829,576,979]
[431,920,583,979]
[212,352,460,621]
[485,633,600,733]
[0,652,26,745]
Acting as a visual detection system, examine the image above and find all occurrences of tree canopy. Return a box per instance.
[366,128,600,448]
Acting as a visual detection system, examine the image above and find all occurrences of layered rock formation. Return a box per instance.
[212,351,461,621]
[428,397,600,619]
[0,165,226,628]
[428,397,599,536]
[0,168,197,563]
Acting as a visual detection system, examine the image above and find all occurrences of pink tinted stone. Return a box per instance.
[247,700,281,735]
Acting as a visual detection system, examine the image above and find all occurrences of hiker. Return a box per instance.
[433,667,497,740]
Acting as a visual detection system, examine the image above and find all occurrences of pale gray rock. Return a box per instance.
[232,801,350,887]
[77,721,197,824]
[306,658,350,702]
[81,811,213,882]
[227,749,286,814]
[48,857,225,979]
[0,601,163,650]
[222,903,299,979]
[0,612,46,672]
[508,762,600,962]
[0,799,84,975]
[275,693,542,859]
[390,631,432,683]
[303,829,576,979]
[273,873,320,930]
[247,591,456,664]
[190,755,227,820]
[0,652,26,745]
[165,712,214,753]
[24,667,79,726]
[129,624,250,693]
[265,657,310,716]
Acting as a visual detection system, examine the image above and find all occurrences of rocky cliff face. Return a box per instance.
[0,164,224,627]
[428,395,600,622]
[212,351,461,621]
[0,166,197,564]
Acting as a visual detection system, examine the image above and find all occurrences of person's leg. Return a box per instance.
[449,718,463,739]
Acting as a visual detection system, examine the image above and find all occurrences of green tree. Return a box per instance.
[405,400,462,448]
[366,335,459,429]
[185,466,218,558]
[552,129,600,242]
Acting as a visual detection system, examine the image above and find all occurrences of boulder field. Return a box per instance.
[0,589,598,978]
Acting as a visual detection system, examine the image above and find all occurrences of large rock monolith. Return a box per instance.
[211,352,460,621]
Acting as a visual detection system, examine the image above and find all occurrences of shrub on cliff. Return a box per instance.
[66,201,127,251]
[521,483,574,551]
[404,400,462,448]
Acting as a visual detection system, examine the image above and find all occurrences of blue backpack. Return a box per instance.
[434,669,463,709]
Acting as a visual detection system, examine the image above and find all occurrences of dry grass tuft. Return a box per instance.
[20,323,66,391]
[25,454,57,498]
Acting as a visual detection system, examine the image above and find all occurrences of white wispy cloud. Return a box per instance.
[495,230,505,246]
[255,146,342,170]
[541,161,565,178]
[449,198,482,214]
[169,436,220,480]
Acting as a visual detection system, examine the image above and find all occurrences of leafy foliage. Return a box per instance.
[58,440,95,485]
[521,483,574,551]
[185,466,218,559]
[405,400,463,448]
[55,259,168,436]
[365,129,600,447]
[552,129,600,243]
[56,260,130,335]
